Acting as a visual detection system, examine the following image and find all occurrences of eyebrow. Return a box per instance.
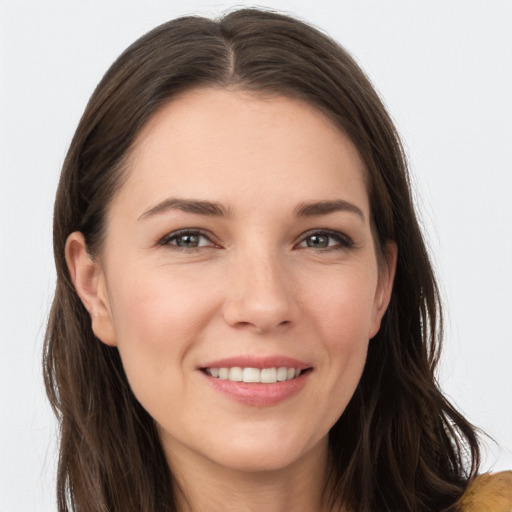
[138,197,365,221]
[138,198,229,220]
[294,200,365,221]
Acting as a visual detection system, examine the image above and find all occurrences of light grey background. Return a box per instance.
[1,1,511,510]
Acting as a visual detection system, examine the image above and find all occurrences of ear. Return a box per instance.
[369,241,397,339]
[65,232,117,346]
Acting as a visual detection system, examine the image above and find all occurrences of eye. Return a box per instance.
[159,229,215,250]
[297,230,354,250]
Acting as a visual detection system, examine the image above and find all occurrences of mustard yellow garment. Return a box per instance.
[458,471,512,512]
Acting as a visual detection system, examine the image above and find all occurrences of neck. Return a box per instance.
[165,438,340,512]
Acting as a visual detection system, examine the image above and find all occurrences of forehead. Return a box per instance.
[112,88,369,219]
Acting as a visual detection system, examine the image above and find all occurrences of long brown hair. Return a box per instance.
[44,8,480,511]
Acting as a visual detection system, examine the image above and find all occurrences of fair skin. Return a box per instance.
[66,88,396,512]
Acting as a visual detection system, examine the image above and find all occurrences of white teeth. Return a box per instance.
[242,367,260,383]
[261,368,277,383]
[229,367,243,381]
[276,367,288,381]
[206,366,304,383]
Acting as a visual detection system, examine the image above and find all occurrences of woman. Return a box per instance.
[43,8,511,512]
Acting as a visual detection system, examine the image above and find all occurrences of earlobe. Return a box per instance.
[65,232,117,346]
[369,241,398,339]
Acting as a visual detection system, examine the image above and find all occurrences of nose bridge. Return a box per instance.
[223,242,295,333]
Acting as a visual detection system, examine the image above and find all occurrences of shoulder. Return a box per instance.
[457,471,512,512]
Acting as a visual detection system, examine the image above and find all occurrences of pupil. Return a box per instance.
[178,234,198,247]
[308,234,328,248]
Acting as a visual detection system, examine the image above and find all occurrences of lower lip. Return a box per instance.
[202,371,310,407]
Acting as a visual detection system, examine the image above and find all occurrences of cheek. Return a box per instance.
[306,264,378,347]
[105,264,221,397]
[301,266,377,412]
[110,262,218,339]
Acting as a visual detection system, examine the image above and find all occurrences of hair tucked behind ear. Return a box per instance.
[44,8,480,512]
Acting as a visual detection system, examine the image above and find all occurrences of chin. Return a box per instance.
[202,429,327,474]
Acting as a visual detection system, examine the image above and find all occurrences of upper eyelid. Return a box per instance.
[296,228,353,244]
[159,228,216,246]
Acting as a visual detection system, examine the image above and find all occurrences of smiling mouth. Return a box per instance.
[202,367,310,384]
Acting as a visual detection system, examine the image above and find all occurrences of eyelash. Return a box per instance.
[158,229,215,252]
[158,229,355,252]
[297,229,355,250]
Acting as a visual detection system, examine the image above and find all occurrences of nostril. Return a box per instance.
[230,321,255,331]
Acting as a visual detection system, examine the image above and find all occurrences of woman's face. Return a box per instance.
[72,88,395,475]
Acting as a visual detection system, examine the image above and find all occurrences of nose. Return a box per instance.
[222,251,297,334]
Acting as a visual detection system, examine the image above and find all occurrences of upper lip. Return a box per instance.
[200,355,311,370]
